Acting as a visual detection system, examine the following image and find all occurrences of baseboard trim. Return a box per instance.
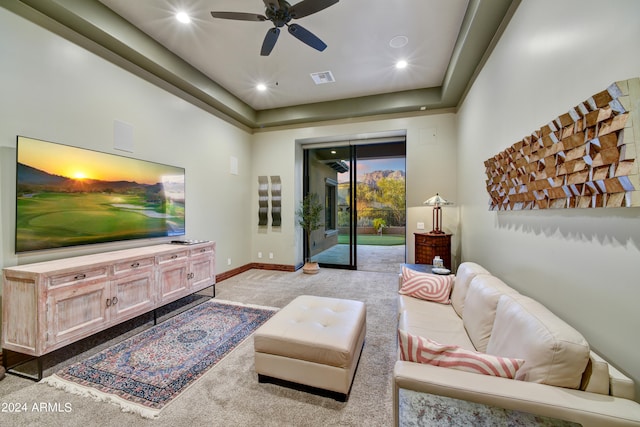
[216,264,254,282]
[250,262,297,272]
[216,262,297,282]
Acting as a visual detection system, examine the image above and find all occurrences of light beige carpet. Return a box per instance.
[0,267,398,426]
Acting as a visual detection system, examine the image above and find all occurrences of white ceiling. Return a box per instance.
[7,0,516,128]
[98,0,469,111]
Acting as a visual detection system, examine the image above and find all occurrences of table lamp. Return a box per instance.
[423,193,453,234]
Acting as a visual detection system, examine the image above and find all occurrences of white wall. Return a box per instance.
[251,112,459,267]
[0,7,252,272]
[457,0,640,397]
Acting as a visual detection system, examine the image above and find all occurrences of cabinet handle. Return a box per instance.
[131,262,140,268]
[112,297,118,306]
[74,273,86,280]
[171,254,178,259]
[106,298,112,307]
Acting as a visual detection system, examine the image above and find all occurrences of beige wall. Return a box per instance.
[0,7,253,273]
[251,112,459,267]
[457,0,640,398]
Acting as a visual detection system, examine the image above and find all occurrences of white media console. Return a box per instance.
[2,242,215,366]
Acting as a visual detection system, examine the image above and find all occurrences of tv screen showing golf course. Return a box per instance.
[15,136,185,253]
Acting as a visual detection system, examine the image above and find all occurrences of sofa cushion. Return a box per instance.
[398,329,524,379]
[463,275,519,353]
[450,262,491,317]
[399,266,453,304]
[486,294,590,389]
[398,297,475,350]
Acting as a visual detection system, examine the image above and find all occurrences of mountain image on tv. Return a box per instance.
[15,136,186,253]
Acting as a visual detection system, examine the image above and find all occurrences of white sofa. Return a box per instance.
[394,262,640,427]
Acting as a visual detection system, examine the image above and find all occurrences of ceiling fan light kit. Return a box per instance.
[211,0,339,56]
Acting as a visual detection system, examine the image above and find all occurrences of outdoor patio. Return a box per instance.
[311,243,406,273]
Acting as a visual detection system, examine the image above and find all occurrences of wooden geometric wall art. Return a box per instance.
[484,77,640,210]
[258,176,268,226]
[270,175,282,227]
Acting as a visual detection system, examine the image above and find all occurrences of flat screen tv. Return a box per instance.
[15,136,185,253]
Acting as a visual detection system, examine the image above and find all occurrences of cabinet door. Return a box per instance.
[157,250,189,303]
[46,281,110,352]
[189,246,215,292]
[111,257,155,321]
[111,270,155,322]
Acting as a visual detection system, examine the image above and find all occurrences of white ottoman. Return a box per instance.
[254,295,366,401]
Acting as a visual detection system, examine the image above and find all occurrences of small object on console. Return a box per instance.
[170,239,209,245]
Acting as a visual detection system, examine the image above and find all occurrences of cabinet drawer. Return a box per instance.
[157,250,188,264]
[48,267,109,288]
[113,257,154,274]
[415,234,430,245]
[416,235,449,247]
[190,245,214,257]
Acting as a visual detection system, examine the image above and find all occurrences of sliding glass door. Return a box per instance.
[303,141,406,270]
[304,146,355,268]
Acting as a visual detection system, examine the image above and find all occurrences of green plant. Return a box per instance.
[373,217,387,234]
[296,192,323,263]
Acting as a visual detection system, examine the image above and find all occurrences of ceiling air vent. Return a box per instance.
[310,71,335,85]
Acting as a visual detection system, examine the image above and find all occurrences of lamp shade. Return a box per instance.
[423,193,453,234]
[423,193,453,207]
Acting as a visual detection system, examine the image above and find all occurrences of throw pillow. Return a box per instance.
[399,266,453,304]
[398,329,525,379]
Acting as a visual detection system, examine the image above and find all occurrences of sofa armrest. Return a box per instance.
[394,361,640,427]
[589,350,636,399]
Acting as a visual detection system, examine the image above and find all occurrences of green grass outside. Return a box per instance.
[337,234,405,246]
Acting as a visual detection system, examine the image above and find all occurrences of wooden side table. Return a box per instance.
[414,233,452,269]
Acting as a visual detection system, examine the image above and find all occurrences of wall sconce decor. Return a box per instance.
[484,77,640,210]
[423,193,453,234]
[258,175,282,227]
[258,176,268,226]
[270,175,282,227]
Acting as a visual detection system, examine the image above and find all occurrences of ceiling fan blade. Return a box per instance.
[261,27,280,56]
[210,11,267,22]
[289,0,339,19]
[263,0,280,12]
[287,24,327,52]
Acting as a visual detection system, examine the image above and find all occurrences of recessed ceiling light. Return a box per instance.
[256,83,267,91]
[176,12,191,24]
[389,35,409,48]
[396,60,408,69]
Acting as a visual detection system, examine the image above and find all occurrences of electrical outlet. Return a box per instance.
[417,222,425,230]
[227,258,231,265]
[258,252,262,258]
[269,252,274,259]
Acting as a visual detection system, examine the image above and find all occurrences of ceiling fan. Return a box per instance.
[211,0,339,56]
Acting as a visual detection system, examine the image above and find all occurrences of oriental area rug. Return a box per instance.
[41,299,277,419]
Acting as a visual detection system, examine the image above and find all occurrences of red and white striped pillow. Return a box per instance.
[398,329,525,379]
[400,266,453,304]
